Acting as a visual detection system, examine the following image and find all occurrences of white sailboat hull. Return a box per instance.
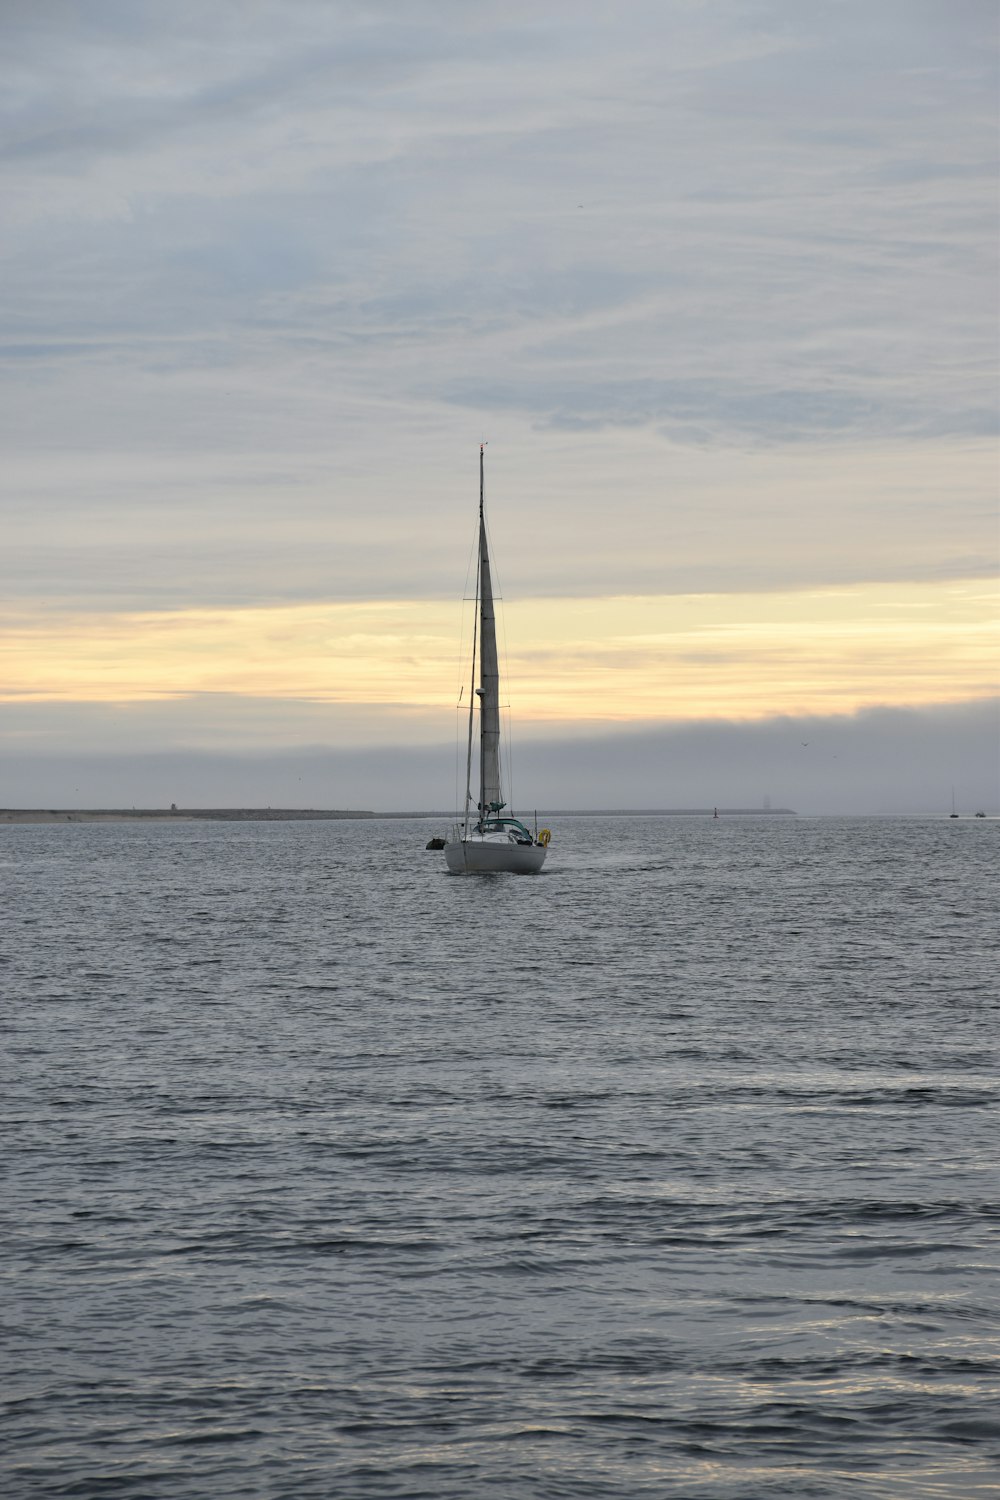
[444,836,546,875]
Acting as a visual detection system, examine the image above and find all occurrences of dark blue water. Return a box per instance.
[2,816,998,1498]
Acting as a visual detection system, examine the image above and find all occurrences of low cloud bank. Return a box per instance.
[0,700,995,817]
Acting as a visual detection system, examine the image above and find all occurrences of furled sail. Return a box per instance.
[478,450,503,816]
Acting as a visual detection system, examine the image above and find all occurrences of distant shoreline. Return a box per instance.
[0,806,797,824]
[0,808,375,824]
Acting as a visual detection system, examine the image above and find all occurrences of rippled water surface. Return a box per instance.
[2,815,998,1498]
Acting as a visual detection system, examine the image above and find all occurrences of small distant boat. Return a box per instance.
[950,787,959,818]
[443,448,549,875]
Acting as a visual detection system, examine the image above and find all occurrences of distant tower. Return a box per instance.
[763,794,771,811]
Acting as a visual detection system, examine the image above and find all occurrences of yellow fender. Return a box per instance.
[537,828,551,847]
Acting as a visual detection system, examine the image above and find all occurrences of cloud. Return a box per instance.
[0,1,995,737]
[450,376,998,445]
[0,698,995,817]
[2,3,994,433]
[2,580,996,721]
[3,433,994,616]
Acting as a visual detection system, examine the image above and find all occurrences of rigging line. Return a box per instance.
[505,695,515,817]
[452,506,481,817]
[482,477,515,812]
[500,595,514,813]
[462,530,479,840]
[487,503,517,815]
[452,598,466,819]
[454,516,479,704]
[455,705,470,824]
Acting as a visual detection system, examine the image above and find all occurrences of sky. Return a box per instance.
[1,0,997,813]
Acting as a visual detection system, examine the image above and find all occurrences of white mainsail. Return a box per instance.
[477,451,503,817]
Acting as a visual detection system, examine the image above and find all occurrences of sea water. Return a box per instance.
[2,815,997,1498]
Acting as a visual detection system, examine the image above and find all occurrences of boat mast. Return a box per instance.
[479,444,486,829]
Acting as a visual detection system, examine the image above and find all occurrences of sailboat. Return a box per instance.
[443,447,550,875]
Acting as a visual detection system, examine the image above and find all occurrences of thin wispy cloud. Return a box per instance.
[3,2,993,469]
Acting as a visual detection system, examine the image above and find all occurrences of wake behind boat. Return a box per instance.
[444,447,550,875]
